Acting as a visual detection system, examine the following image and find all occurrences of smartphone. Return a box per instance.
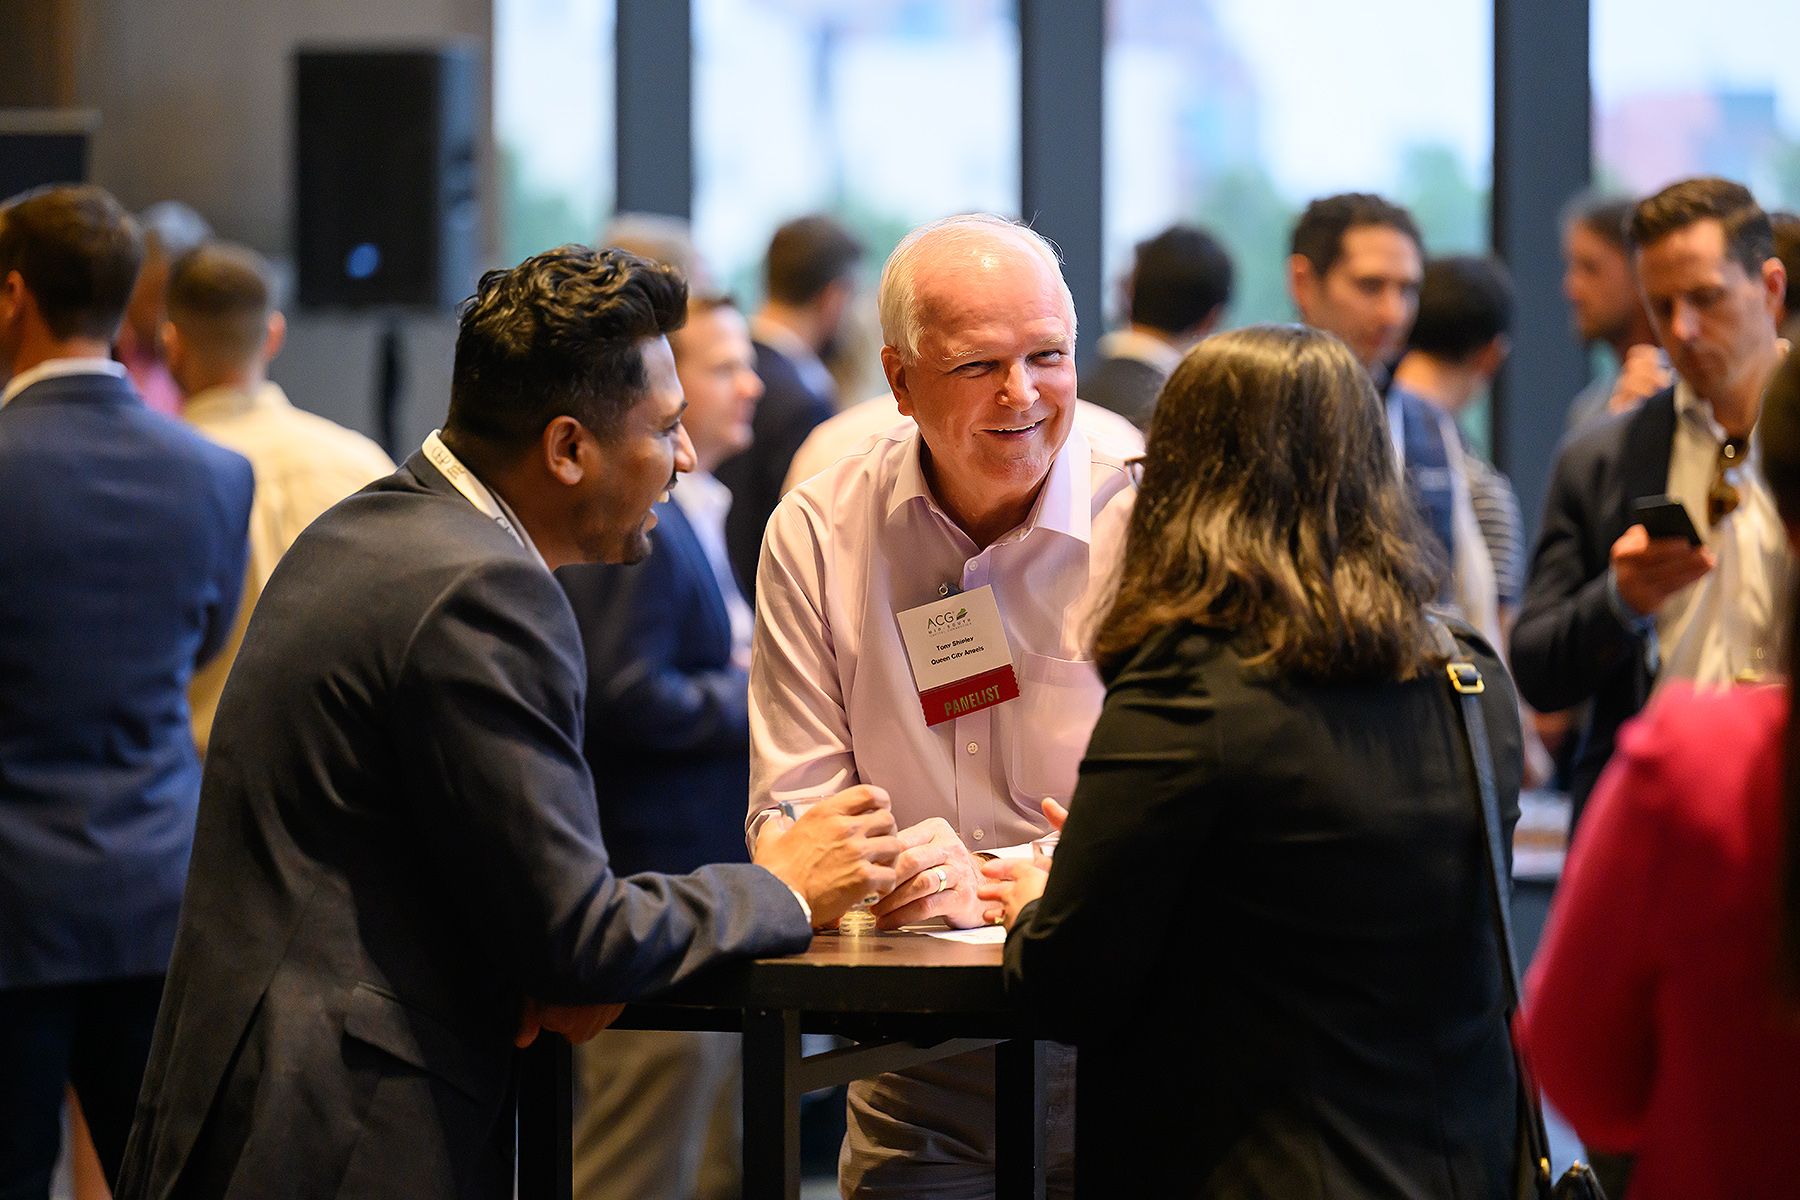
[1630,495,1703,546]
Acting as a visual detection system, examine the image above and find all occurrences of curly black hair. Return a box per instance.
[446,244,688,449]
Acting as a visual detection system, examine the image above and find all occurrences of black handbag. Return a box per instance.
[1430,621,1608,1200]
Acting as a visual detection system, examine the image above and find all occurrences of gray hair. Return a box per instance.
[138,200,211,261]
[599,211,713,291]
[877,213,1076,363]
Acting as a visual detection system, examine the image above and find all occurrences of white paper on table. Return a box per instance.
[911,924,1007,945]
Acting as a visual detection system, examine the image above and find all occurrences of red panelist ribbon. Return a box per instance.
[917,663,1021,727]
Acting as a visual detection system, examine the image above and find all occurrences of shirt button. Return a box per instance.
[972,828,985,842]
[966,741,979,754]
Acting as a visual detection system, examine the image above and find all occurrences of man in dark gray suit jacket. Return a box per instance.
[1512,178,1789,829]
[115,246,900,1200]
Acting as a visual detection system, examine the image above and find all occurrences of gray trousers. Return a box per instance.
[573,1028,741,1200]
[839,1044,1075,1200]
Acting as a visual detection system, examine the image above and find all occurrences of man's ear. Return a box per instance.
[1475,334,1510,379]
[1762,257,1788,323]
[160,321,185,378]
[542,415,589,486]
[1286,254,1316,320]
[882,345,914,418]
[0,269,28,328]
[262,310,287,364]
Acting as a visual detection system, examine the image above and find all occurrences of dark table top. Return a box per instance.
[645,929,1011,1018]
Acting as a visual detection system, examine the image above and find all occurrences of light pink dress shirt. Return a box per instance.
[749,425,1135,855]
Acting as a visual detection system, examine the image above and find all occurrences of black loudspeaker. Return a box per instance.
[0,111,95,200]
[294,45,479,309]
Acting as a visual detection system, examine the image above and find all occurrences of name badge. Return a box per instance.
[897,585,1019,726]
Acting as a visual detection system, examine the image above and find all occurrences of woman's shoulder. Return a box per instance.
[1611,682,1788,826]
[1103,621,1235,687]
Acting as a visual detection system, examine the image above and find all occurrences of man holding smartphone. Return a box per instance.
[1512,176,1791,827]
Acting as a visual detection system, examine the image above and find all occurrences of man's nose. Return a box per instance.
[998,360,1036,409]
[674,423,697,474]
[1667,300,1700,343]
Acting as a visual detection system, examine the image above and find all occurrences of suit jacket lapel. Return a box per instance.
[656,501,732,656]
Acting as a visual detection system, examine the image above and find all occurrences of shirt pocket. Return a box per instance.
[1007,651,1106,806]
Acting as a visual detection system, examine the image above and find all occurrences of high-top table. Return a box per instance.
[517,929,1046,1200]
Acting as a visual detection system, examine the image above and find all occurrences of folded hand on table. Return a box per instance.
[514,998,626,1048]
[870,817,987,930]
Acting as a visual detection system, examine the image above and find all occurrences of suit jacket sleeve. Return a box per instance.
[561,545,750,756]
[1519,697,1674,1151]
[1508,438,1643,712]
[1002,642,1216,1041]
[195,452,256,669]
[395,556,809,1002]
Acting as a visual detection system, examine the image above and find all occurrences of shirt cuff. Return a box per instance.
[784,884,814,928]
[1605,566,1657,634]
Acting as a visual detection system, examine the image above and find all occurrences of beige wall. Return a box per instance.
[52,0,497,446]
[71,0,494,253]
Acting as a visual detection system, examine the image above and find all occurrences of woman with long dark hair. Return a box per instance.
[1519,348,1800,1198]
[980,324,1525,1197]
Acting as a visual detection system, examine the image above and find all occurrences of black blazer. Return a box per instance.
[558,500,752,876]
[116,454,811,1200]
[1079,351,1167,431]
[716,338,835,597]
[1510,388,1677,819]
[1004,622,1524,1199]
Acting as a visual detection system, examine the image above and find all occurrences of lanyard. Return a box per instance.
[421,430,543,566]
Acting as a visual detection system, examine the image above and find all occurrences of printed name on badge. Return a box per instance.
[896,585,1019,726]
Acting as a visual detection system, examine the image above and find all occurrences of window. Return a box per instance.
[692,0,1020,300]
[1593,0,1800,210]
[495,0,616,263]
[1104,0,1492,328]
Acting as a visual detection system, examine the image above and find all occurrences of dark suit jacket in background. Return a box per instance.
[1005,623,1524,1199]
[1078,350,1167,431]
[116,454,811,1200]
[559,500,751,876]
[717,338,835,597]
[1510,388,1677,821]
[0,371,252,990]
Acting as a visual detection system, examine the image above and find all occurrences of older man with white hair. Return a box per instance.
[747,214,1134,1197]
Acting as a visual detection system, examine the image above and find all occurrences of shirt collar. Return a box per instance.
[671,469,732,525]
[1096,328,1182,376]
[181,379,291,424]
[0,357,128,408]
[886,424,1093,547]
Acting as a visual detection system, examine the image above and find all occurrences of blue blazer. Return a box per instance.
[716,339,835,597]
[0,370,253,988]
[559,499,752,876]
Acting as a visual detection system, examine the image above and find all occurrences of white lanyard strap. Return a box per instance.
[422,430,537,560]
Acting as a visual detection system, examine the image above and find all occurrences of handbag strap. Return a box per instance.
[1427,619,1554,1192]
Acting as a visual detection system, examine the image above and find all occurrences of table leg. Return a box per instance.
[742,1007,803,1200]
[994,1038,1046,1200]
[517,1037,573,1200]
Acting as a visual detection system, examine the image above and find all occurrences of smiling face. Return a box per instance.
[882,239,1076,541]
[1635,219,1784,404]
[670,302,762,474]
[1290,224,1422,371]
[574,334,694,564]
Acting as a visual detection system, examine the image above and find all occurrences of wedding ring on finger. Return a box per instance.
[931,866,950,895]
